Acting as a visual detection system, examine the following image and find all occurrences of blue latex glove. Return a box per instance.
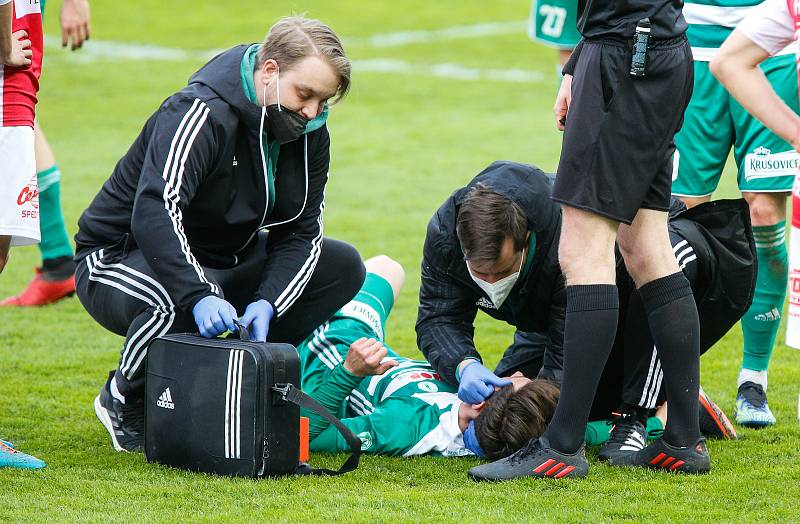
[458,360,512,404]
[192,296,238,338]
[240,299,274,342]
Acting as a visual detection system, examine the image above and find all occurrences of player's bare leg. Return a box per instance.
[364,255,405,302]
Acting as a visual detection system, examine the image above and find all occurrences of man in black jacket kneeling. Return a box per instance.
[75,17,364,453]
[417,161,566,401]
[416,161,755,468]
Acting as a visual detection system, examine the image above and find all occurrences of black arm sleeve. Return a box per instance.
[416,254,480,386]
[131,96,222,312]
[562,39,584,76]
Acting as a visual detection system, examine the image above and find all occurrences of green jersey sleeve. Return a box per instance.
[311,396,467,457]
[310,403,419,456]
[302,364,363,439]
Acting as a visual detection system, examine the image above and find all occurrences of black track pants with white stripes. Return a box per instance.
[75,236,365,401]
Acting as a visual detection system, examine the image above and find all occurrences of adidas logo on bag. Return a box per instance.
[157,387,175,410]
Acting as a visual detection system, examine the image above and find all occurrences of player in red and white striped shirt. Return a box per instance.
[0,0,43,272]
[0,0,90,308]
[0,0,46,470]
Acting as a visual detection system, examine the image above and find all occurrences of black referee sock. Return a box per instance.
[543,284,619,454]
[637,272,701,447]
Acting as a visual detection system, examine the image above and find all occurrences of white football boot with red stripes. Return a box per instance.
[468,436,589,481]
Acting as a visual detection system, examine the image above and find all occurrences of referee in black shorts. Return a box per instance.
[470,1,709,480]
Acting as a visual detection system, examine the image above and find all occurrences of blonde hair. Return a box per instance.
[257,16,351,104]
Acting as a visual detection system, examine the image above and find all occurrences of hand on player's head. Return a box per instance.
[505,371,533,391]
[344,337,398,377]
[472,378,560,461]
[457,361,512,404]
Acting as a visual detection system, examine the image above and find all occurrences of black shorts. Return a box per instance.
[552,36,694,224]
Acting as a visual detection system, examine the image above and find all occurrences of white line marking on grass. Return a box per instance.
[354,58,543,83]
[44,18,528,60]
[44,18,544,85]
[44,35,218,62]
[343,20,527,47]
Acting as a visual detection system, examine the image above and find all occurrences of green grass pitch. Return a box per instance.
[1,1,799,521]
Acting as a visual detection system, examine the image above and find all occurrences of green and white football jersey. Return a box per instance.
[684,0,796,61]
[299,273,472,457]
[673,0,800,196]
[529,0,581,49]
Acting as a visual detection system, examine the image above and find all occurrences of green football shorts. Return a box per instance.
[672,55,800,197]
[529,0,581,50]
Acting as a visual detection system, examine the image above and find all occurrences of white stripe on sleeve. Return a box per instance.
[159,99,219,295]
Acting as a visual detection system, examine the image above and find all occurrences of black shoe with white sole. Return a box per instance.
[94,371,144,453]
[598,411,648,463]
[609,437,711,474]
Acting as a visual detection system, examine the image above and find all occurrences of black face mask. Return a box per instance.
[265,104,308,145]
[263,72,309,145]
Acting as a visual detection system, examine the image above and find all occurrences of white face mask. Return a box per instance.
[466,249,525,308]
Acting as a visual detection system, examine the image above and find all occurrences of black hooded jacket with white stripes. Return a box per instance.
[416,161,565,386]
[75,45,329,315]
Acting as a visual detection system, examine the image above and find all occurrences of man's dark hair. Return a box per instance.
[456,183,528,263]
[474,378,560,460]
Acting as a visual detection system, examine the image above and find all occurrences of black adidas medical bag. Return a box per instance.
[144,327,361,477]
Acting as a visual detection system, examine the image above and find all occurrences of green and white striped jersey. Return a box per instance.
[299,273,473,457]
[303,334,471,458]
[685,0,796,60]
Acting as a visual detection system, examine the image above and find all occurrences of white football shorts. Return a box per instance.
[0,126,40,246]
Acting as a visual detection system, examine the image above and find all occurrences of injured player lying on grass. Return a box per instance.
[299,252,743,458]
[297,254,555,457]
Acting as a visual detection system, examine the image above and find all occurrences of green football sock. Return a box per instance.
[741,222,788,373]
[37,165,74,263]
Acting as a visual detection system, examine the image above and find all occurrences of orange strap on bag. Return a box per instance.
[299,416,310,462]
